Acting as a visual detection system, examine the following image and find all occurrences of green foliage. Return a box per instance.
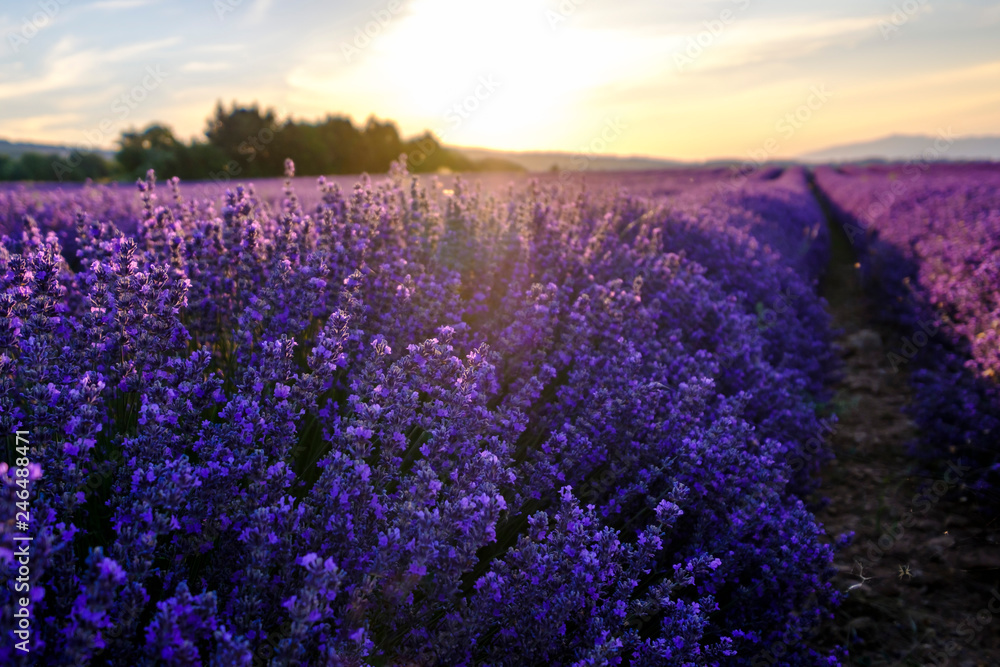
[0,150,114,182]
[198,101,523,178]
[117,124,229,181]
[1,101,526,182]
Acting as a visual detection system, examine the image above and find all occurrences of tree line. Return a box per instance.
[0,102,524,182]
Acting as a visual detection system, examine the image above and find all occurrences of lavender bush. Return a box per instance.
[2,160,842,665]
[814,163,1000,504]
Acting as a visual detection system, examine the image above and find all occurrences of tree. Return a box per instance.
[2,100,528,182]
[205,101,283,176]
[117,124,184,180]
[5,152,54,181]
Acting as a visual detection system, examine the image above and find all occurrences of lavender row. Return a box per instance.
[814,163,1000,503]
[2,161,841,665]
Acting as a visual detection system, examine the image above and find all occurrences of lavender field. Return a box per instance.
[815,165,1000,499]
[0,159,998,666]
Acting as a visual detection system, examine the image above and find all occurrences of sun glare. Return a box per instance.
[287,0,668,152]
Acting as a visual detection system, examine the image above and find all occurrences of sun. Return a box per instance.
[288,0,662,152]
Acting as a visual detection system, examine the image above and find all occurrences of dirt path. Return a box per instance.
[809,185,1000,666]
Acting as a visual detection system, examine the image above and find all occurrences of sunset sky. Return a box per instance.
[1,0,999,161]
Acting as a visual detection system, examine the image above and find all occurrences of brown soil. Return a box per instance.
[810,210,1000,666]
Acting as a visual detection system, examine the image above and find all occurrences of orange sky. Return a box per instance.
[2,0,999,160]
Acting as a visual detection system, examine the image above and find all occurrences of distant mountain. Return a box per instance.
[450,146,687,173]
[800,134,1000,163]
[0,139,116,160]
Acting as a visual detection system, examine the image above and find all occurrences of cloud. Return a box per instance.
[0,112,85,139]
[2,0,998,156]
[89,0,160,9]
[0,40,96,100]
[0,36,178,101]
[244,0,273,24]
[286,0,671,140]
[673,14,890,74]
[97,36,179,63]
[189,43,246,55]
[181,61,231,73]
[0,16,18,57]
